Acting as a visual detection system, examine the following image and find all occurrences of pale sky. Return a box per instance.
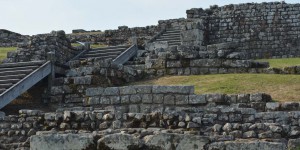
[0,0,298,35]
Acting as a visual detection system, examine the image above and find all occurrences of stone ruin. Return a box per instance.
[1,1,300,150]
[0,29,29,47]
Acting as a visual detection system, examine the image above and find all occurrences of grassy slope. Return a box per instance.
[131,74,300,102]
[258,58,300,68]
[0,47,17,62]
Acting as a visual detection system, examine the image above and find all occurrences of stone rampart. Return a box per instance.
[186,2,300,58]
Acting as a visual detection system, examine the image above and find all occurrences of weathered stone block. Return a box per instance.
[164,95,175,105]
[130,94,142,104]
[121,95,130,104]
[103,87,119,96]
[119,86,137,95]
[144,133,209,150]
[152,85,194,94]
[153,94,164,104]
[73,76,92,85]
[189,94,207,104]
[142,94,153,104]
[85,87,104,96]
[175,95,189,105]
[30,133,95,150]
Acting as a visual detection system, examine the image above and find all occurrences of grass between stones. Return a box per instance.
[0,47,17,62]
[131,74,300,102]
[258,58,300,68]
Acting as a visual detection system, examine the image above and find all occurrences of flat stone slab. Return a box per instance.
[30,133,95,150]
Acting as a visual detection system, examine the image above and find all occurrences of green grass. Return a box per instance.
[0,47,17,62]
[71,43,107,49]
[257,58,300,68]
[131,74,300,102]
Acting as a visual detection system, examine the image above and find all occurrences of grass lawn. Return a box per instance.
[257,58,300,68]
[131,74,300,102]
[0,47,17,62]
[71,43,107,49]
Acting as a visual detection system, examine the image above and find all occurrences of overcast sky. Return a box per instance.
[0,0,298,35]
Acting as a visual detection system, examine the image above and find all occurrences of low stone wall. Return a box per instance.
[67,25,160,46]
[2,31,80,64]
[3,87,300,149]
[0,29,28,47]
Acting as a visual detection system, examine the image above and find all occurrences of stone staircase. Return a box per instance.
[79,45,130,60]
[154,28,181,46]
[0,61,52,109]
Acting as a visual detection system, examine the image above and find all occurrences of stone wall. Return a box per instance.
[0,29,28,47]
[3,86,300,149]
[142,44,270,77]
[67,25,160,46]
[2,31,81,64]
[186,2,300,58]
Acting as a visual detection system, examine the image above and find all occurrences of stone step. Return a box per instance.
[91,45,128,51]
[0,61,45,68]
[0,83,13,89]
[165,30,181,33]
[87,47,126,54]
[156,37,181,41]
[167,40,181,43]
[0,74,26,80]
[160,33,180,37]
[80,55,117,60]
[0,66,38,72]
[0,69,33,77]
[0,79,20,85]
[81,53,119,58]
[84,51,123,57]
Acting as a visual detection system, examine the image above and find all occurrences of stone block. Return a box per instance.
[175,95,189,105]
[130,94,142,103]
[145,41,168,51]
[129,105,140,113]
[206,94,225,103]
[250,93,272,102]
[152,85,194,94]
[103,87,119,96]
[153,94,164,104]
[166,60,182,68]
[119,86,137,95]
[85,87,104,96]
[97,133,141,150]
[110,96,121,104]
[73,76,92,85]
[85,97,100,105]
[144,133,209,150]
[135,85,152,93]
[121,95,130,104]
[266,102,280,111]
[164,95,175,105]
[189,94,207,104]
[100,97,111,105]
[142,94,153,104]
[30,133,95,150]
[237,94,250,103]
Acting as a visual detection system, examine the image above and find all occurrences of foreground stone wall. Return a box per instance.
[186,2,300,58]
[3,85,300,149]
